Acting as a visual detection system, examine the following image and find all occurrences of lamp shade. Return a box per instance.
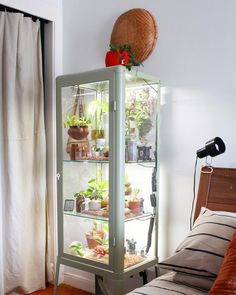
[196,137,226,159]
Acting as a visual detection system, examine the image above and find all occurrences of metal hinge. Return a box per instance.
[110,101,117,111]
[112,237,116,247]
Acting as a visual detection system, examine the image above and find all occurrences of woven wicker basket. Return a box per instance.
[110,8,158,64]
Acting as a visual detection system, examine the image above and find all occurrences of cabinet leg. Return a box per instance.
[155,265,160,277]
[139,270,148,285]
[53,259,60,295]
[110,279,124,295]
[95,275,108,295]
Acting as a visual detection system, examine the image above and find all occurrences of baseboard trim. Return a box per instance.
[63,272,95,293]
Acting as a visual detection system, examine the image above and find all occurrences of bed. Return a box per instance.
[126,166,236,295]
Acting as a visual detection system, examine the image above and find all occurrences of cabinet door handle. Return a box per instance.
[56,173,60,180]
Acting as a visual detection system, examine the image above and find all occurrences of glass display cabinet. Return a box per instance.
[54,66,160,295]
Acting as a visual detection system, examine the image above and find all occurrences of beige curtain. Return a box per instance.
[0,12,48,294]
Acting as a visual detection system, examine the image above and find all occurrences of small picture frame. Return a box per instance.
[64,199,75,212]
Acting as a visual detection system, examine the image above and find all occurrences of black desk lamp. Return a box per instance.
[196,137,226,159]
[190,137,226,229]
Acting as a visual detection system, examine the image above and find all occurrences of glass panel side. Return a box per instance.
[61,81,110,265]
[124,79,159,268]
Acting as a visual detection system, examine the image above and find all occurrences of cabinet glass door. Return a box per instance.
[60,80,110,265]
[124,76,159,269]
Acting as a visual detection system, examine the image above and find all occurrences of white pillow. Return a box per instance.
[158,207,236,278]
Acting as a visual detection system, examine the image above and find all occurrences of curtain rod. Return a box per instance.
[0,4,49,23]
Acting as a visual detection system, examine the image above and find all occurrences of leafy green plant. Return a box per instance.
[69,241,84,257]
[76,170,109,200]
[87,99,108,133]
[125,90,154,144]
[64,113,91,128]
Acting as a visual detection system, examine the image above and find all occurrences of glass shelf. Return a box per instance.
[64,211,108,222]
[125,160,156,168]
[64,211,153,222]
[63,159,155,166]
[63,159,109,164]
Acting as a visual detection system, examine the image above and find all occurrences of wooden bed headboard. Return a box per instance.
[194,166,236,221]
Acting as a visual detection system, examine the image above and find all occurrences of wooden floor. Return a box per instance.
[30,284,93,295]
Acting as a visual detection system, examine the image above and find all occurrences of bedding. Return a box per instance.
[172,273,214,291]
[126,208,236,295]
[158,207,236,278]
[126,272,208,295]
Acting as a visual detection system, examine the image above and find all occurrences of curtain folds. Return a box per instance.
[0,12,48,294]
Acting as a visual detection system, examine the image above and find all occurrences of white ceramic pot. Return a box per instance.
[88,199,101,211]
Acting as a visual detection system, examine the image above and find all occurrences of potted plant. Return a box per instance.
[91,144,102,158]
[69,241,85,257]
[76,170,109,211]
[85,221,108,249]
[105,44,140,71]
[125,89,154,145]
[87,99,108,140]
[74,191,88,213]
[64,113,91,140]
[125,174,132,196]
[128,188,143,214]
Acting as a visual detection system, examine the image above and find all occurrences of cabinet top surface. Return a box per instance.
[56,66,160,87]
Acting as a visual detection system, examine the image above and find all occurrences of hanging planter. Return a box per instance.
[68,126,89,140]
[64,113,91,140]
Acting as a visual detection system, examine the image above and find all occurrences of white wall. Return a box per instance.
[63,0,236,255]
[62,0,236,290]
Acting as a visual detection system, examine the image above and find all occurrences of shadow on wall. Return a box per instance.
[158,86,175,259]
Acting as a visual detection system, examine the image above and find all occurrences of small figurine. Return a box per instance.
[126,238,137,255]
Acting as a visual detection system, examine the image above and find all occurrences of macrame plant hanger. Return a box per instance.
[66,86,86,153]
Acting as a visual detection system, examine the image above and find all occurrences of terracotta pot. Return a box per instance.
[128,200,142,214]
[86,230,104,249]
[101,199,108,208]
[68,126,89,140]
[70,144,79,160]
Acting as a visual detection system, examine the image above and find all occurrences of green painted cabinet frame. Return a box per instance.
[54,66,160,295]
